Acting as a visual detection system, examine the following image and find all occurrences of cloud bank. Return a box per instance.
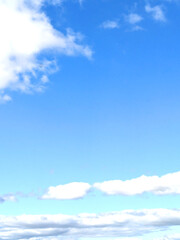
[0,209,180,239]
[0,0,92,101]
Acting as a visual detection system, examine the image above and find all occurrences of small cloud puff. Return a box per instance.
[42,182,91,200]
[101,20,119,29]
[126,13,143,24]
[0,94,12,103]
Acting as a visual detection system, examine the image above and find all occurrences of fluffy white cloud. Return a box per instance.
[94,171,180,196]
[0,0,92,100]
[101,20,119,29]
[0,209,180,239]
[42,182,91,200]
[126,13,143,24]
[145,5,166,22]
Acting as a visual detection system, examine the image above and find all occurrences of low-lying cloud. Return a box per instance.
[0,209,180,239]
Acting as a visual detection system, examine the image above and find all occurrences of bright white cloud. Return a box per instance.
[42,182,91,200]
[145,5,166,22]
[0,209,180,239]
[0,0,92,100]
[101,20,119,29]
[126,13,143,24]
[94,171,180,196]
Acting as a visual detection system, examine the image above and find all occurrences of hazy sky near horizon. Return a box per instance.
[1,0,180,239]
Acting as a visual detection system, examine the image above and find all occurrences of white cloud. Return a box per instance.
[145,5,166,22]
[0,209,180,239]
[0,0,92,100]
[94,171,180,196]
[101,20,119,29]
[126,13,143,24]
[42,182,91,200]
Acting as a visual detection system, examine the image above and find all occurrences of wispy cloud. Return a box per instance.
[126,13,143,24]
[78,0,84,6]
[0,94,12,103]
[156,233,180,240]
[131,25,144,31]
[145,5,166,22]
[42,182,91,200]
[0,194,16,203]
[0,0,92,101]
[94,171,180,196]
[101,20,119,29]
[0,209,180,239]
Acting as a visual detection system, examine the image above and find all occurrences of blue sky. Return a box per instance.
[1,0,180,239]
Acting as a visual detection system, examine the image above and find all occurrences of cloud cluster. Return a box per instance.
[42,182,91,200]
[3,171,179,202]
[0,209,180,239]
[41,171,180,200]
[0,0,92,101]
[101,3,166,32]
